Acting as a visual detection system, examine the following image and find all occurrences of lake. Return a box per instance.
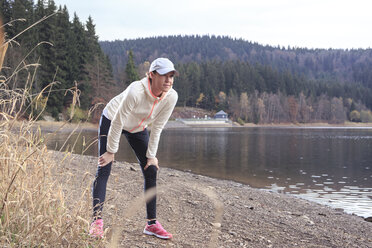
[46,126,372,218]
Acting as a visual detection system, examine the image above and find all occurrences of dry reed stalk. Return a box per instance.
[0,19,8,72]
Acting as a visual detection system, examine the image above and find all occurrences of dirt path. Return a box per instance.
[52,151,371,248]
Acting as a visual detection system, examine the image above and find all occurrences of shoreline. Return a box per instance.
[53,151,372,247]
[30,119,372,132]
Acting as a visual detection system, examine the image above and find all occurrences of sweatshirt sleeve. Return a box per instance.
[146,92,178,158]
[106,89,137,154]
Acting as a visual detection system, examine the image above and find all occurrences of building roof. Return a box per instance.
[215,110,227,115]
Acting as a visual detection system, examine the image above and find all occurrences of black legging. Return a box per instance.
[92,115,157,220]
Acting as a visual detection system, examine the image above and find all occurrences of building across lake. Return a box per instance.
[214,110,228,119]
[178,110,232,126]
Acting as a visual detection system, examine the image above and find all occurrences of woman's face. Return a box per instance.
[150,71,175,97]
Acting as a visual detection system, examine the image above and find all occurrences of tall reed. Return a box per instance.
[0,18,103,247]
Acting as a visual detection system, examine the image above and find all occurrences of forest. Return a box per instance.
[1,0,115,121]
[2,0,372,124]
[101,36,372,124]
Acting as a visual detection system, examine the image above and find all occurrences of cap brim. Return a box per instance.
[157,68,179,76]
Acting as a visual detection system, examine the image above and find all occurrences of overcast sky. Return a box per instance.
[53,0,372,49]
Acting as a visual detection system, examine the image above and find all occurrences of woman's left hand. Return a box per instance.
[98,151,115,167]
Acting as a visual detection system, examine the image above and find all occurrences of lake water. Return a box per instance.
[46,126,372,218]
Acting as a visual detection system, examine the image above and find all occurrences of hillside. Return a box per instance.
[100,36,372,124]
[100,35,372,89]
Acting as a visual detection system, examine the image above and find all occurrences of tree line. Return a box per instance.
[101,35,372,123]
[173,60,372,124]
[100,35,372,91]
[1,0,115,121]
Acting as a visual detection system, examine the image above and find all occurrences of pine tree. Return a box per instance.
[49,5,71,117]
[85,16,100,59]
[0,0,12,27]
[124,50,139,86]
[83,15,115,119]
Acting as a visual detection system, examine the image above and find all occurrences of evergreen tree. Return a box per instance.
[124,50,139,86]
[49,5,71,116]
[0,0,12,27]
[82,15,115,117]
[1,0,116,119]
[85,15,100,58]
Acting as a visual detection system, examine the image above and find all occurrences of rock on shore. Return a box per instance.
[52,151,372,248]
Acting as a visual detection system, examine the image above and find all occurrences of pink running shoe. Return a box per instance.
[143,221,173,239]
[89,219,104,238]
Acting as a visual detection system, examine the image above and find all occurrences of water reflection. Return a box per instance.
[45,127,372,218]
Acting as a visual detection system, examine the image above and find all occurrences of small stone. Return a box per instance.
[291,212,302,217]
[302,215,315,225]
[244,205,254,210]
[229,231,237,236]
[243,237,253,242]
[307,220,315,226]
[302,215,310,220]
[187,200,198,206]
[211,222,221,228]
[130,166,137,171]
[364,217,372,222]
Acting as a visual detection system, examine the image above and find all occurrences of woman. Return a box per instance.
[89,58,178,239]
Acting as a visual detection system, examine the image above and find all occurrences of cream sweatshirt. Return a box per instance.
[103,77,178,158]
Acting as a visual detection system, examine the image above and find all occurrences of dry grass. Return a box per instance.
[0,18,104,247]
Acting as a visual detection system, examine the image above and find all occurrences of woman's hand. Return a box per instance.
[98,152,115,167]
[144,157,159,170]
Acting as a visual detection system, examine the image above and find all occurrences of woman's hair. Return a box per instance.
[147,70,157,83]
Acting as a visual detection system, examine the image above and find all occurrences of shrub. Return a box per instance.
[67,104,90,123]
[349,110,361,122]
[237,117,245,125]
[360,110,372,123]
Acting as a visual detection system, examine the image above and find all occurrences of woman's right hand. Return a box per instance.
[98,151,115,167]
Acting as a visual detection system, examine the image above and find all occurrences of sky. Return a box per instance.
[53,0,372,49]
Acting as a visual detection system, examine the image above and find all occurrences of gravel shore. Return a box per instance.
[52,151,371,248]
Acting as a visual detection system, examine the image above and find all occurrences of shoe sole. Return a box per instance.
[143,229,172,239]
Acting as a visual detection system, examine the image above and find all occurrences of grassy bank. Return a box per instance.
[0,26,102,245]
[0,120,102,246]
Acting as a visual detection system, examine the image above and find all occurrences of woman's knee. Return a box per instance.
[95,163,112,178]
[144,165,158,178]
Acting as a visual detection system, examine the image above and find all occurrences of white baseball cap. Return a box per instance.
[149,58,179,76]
